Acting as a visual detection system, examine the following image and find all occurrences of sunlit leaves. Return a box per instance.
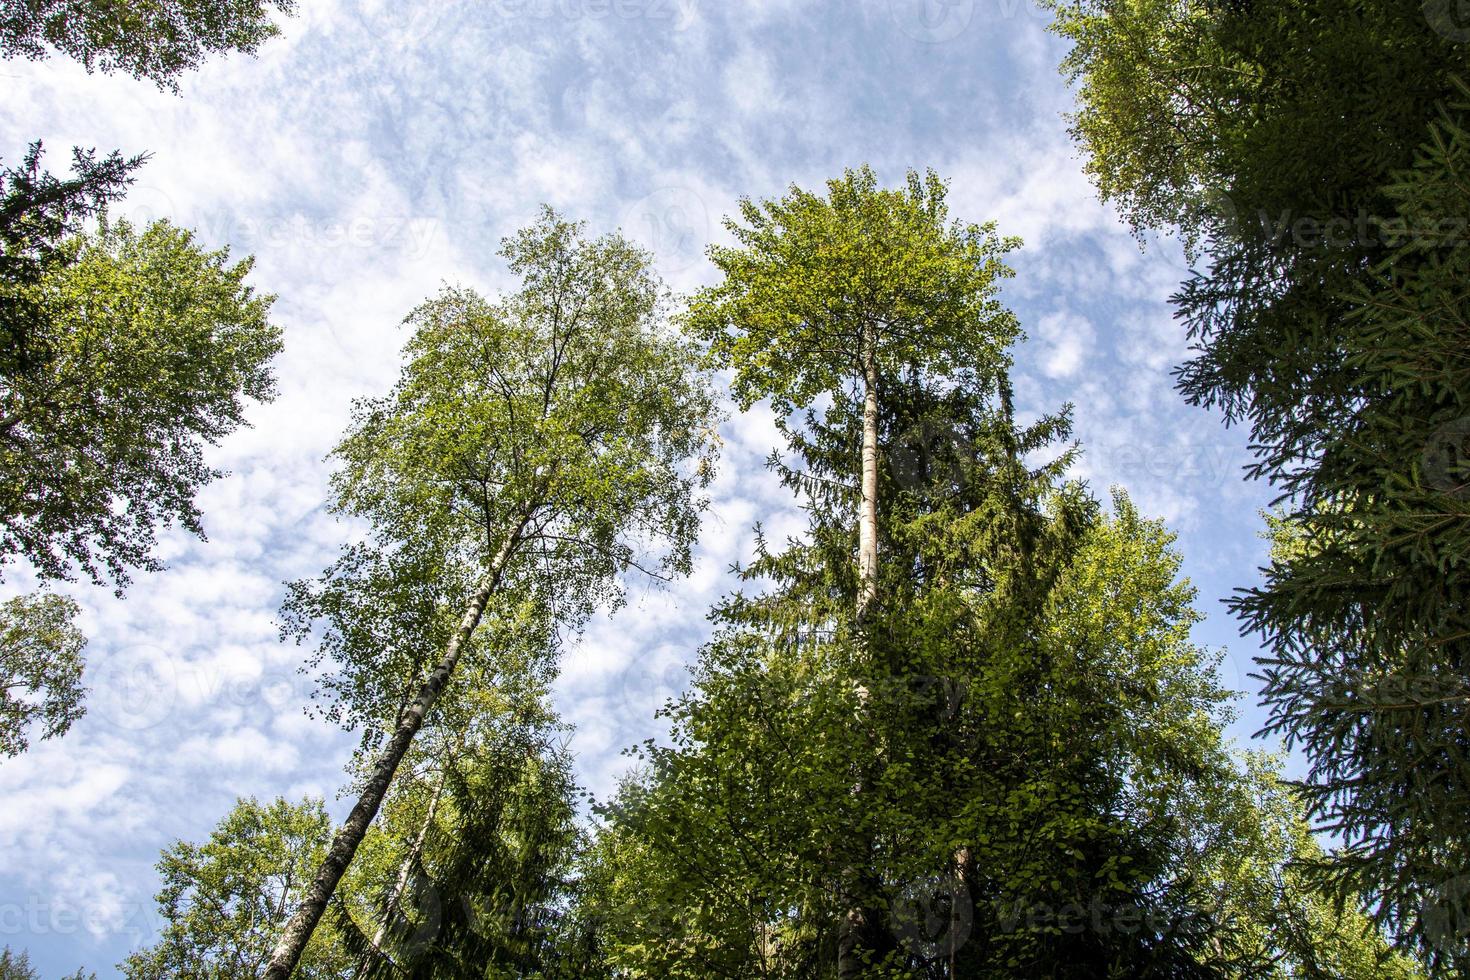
[0,589,84,756]
[0,217,280,590]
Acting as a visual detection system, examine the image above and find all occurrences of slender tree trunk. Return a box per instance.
[351,766,449,979]
[856,320,880,624]
[951,846,972,978]
[265,528,522,980]
[840,321,882,980]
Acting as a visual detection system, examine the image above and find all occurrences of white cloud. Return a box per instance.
[0,2,1282,973]
[1034,310,1094,379]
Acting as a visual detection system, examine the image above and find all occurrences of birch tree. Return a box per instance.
[265,208,719,978]
[120,797,351,980]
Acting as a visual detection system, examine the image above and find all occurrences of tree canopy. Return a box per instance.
[264,208,720,978]
[0,216,281,589]
[1039,1,1470,968]
[120,796,353,980]
[1,0,296,90]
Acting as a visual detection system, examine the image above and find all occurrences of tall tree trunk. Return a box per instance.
[351,765,449,979]
[265,528,522,980]
[856,320,880,624]
[840,321,882,979]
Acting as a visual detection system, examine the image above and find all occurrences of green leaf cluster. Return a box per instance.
[0,588,85,756]
[1,0,297,91]
[121,796,353,979]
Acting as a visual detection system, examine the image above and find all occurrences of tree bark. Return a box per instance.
[840,320,882,979]
[838,906,870,980]
[351,765,448,979]
[265,527,522,980]
[856,320,880,625]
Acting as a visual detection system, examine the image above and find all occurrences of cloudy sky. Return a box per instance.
[1,1,1277,974]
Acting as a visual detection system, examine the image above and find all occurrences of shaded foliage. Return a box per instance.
[1040,0,1470,967]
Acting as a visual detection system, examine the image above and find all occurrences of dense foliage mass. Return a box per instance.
[90,179,1420,980]
[1039,1,1470,969]
[121,797,352,980]
[0,216,281,588]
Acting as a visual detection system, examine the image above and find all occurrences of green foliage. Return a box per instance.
[336,689,585,979]
[584,306,1243,975]
[687,164,1018,416]
[0,947,36,980]
[0,141,143,298]
[1039,0,1470,968]
[0,216,281,589]
[264,209,722,976]
[0,588,85,756]
[283,207,720,745]
[576,165,1415,977]
[1041,0,1456,262]
[120,796,353,979]
[0,0,296,90]
[1188,752,1424,979]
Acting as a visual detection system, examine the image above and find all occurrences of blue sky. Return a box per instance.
[1,1,1278,975]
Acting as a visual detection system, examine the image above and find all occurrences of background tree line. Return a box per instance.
[2,0,1467,977]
